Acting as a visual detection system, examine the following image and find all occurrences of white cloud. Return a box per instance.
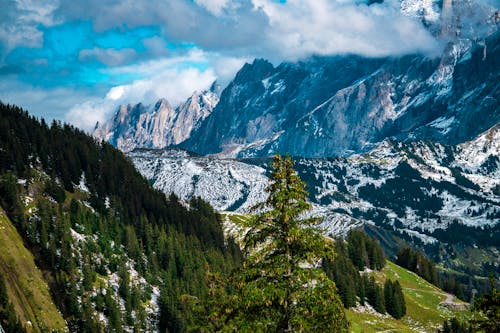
[210,55,250,85]
[65,97,120,131]
[194,0,232,16]
[0,0,59,52]
[0,79,99,123]
[66,56,218,131]
[252,0,441,59]
[104,67,216,106]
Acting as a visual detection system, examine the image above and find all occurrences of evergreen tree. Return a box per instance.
[438,317,472,333]
[322,240,359,308]
[366,276,385,314]
[384,279,406,319]
[396,247,437,285]
[195,155,348,332]
[471,277,500,333]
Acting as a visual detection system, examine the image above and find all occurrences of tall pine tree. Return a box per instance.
[195,155,348,332]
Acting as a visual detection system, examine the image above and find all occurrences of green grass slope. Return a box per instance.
[348,261,469,333]
[223,212,470,332]
[0,207,67,333]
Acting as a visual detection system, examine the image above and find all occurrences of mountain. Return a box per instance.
[94,3,499,159]
[93,82,220,152]
[129,149,269,212]
[181,29,499,157]
[130,123,500,293]
[0,102,489,332]
[131,123,499,233]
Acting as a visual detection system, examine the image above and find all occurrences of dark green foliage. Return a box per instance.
[358,162,444,217]
[384,279,406,319]
[0,103,243,332]
[347,229,385,271]
[323,231,387,313]
[471,278,500,333]
[192,155,348,332]
[440,275,465,301]
[438,317,472,333]
[451,168,480,191]
[431,220,500,247]
[0,103,227,247]
[396,247,438,285]
[365,276,385,314]
[0,172,24,224]
[44,179,66,203]
[322,241,359,308]
[493,184,500,196]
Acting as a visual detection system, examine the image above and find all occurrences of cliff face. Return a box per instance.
[95,0,498,158]
[181,30,499,158]
[93,84,219,152]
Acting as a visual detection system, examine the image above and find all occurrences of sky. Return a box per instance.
[0,0,492,131]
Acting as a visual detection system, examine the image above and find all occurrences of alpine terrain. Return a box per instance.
[1,0,499,332]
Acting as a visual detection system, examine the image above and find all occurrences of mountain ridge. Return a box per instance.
[129,122,499,291]
[93,82,220,152]
[96,30,499,158]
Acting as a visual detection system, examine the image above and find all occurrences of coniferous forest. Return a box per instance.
[0,102,499,332]
[0,102,242,332]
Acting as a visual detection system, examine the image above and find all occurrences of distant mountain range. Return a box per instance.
[94,2,499,158]
[96,0,500,285]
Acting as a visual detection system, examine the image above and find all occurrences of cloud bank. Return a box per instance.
[1,0,498,130]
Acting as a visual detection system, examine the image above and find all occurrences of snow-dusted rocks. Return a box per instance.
[130,124,499,242]
[129,149,268,212]
[93,83,219,152]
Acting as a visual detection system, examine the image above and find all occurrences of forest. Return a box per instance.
[0,102,498,332]
[0,102,242,332]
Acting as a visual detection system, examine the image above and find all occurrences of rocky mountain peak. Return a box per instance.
[234,58,275,84]
[93,83,220,152]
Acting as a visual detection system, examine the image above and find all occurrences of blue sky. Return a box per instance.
[1,0,480,130]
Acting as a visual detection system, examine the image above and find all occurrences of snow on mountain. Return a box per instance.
[94,2,498,159]
[400,0,440,24]
[93,83,220,152]
[129,149,268,212]
[181,27,499,158]
[130,124,499,242]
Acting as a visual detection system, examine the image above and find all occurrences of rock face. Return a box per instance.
[93,83,219,152]
[181,29,499,157]
[96,1,499,158]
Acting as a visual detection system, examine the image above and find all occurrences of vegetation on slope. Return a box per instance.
[0,207,66,332]
[0,102,242,332]
[348,261,469,333]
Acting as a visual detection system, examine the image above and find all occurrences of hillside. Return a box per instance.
[130,125,499,282]
[348,261,469,333]
[0,103,242,332]
[0,207,67,332]
[223,214,469,333]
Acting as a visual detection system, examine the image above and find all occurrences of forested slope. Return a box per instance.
[0,102,242,332]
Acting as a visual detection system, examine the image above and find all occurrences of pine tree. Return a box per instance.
[471,277,500,333]
[393,281,406,319]
[366,276,385,314]
[384,279,406,319]
[439,317,472,333]
[195,155,348,332]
